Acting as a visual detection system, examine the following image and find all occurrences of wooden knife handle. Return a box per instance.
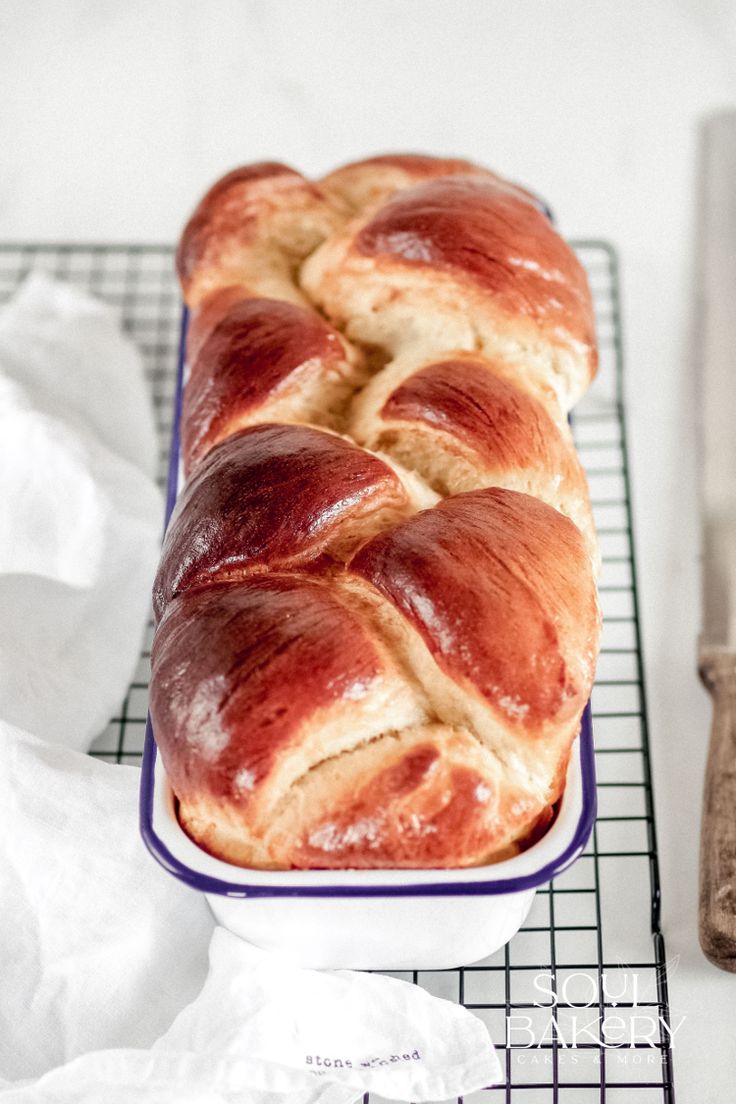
[699,650,736,971]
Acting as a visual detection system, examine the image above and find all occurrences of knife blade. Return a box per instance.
[697,110,736,972]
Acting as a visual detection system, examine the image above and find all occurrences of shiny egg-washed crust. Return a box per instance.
[301,174,596,411]
[176,162,342,308]
[152,489,595,870]
[153,423,412,621]
[152,153,601,870]
[318,152,538,214]
[350,350,598,566]
[180,297,365,474]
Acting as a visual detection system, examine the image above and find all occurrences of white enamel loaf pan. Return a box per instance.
[139,311,597,970]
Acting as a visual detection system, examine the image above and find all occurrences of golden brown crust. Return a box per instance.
[176,162,342,307]
[319,152,537,214]
[151,579,418,863]
[350,487,599,733]
[271,732,540,870]
[153,154,601,870]
[349,352,597,563]
[186,285,252,363]
[301,175,596,410]
[380,358,577,483]
[151,581,563,870]
[182,297,363,473]
[151,578,388,805]
[153,423,410,621]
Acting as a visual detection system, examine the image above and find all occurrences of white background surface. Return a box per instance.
[2,1,735,1098]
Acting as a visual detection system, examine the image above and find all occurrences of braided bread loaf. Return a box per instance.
[150,154,601,870]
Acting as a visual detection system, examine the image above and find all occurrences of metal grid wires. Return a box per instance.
[0,242,676,1103]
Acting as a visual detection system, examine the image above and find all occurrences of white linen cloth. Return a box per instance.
[0,274,161,745]
[0,275,501,1103]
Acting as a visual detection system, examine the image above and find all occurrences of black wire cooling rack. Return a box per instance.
[0,242,676,1103]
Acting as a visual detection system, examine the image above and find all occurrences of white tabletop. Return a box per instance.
[4,1,736,1098]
